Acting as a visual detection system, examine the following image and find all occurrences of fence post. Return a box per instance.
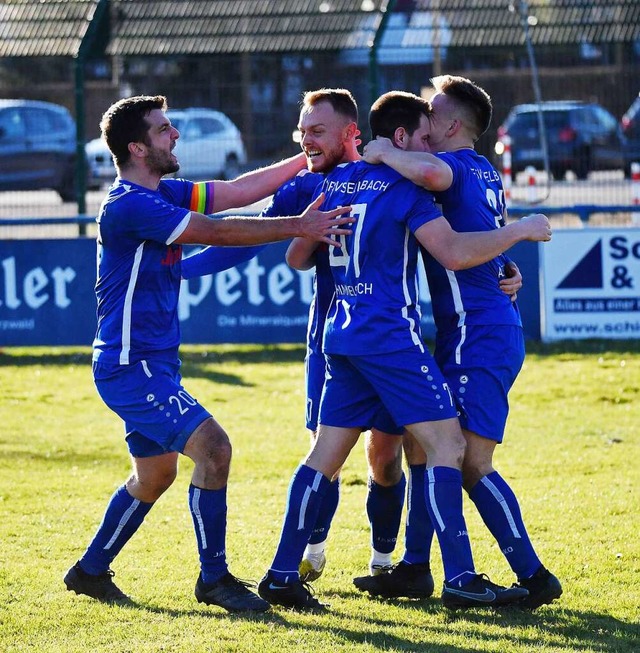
[632,162,640,225]
[502,135,512,205]
[525,165,536,203]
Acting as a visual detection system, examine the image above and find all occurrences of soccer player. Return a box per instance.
[355,76,562,609]
[182,88,407,583]
[258,91,552,610]
[63,94,353,612]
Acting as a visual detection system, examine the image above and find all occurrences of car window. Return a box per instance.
[23,108,59,136]
[182,120,202,140]
[591,106,617,131]
[0,107,27,140]
[197,117,226,136]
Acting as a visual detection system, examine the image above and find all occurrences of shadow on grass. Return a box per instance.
[113,594,639,652]
[523,338,640,357]
[0,344,307,387]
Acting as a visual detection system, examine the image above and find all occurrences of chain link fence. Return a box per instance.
[1,1,639,236]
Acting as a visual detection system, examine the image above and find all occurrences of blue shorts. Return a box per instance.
[319,348,457,432]
[93,358,212,457]
[305,347,326,431]
[434,325,525,443]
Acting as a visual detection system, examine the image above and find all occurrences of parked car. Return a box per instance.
[0,99,80,201]
[621,92,640,176]
[494,101,625,180]
[86,107,247,188]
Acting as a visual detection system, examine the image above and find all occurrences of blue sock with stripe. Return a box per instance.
[425,466,475,586]
[270,464,330,583]
[189,484,228,584]
[366,474,406,555]
[469,471,541,580]
[308,477,340,545]
[79,485,153,575]
[403,464,434,565]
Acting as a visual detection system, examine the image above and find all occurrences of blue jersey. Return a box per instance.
[425,149,521,332]
[319,161,442,355]
[93,177,215,365]
[261,171,331,355]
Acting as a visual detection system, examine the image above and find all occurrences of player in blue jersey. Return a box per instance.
[63,95,354,612]
[356,77,562,609]
[182,88,407,583]
[258,91,552,610]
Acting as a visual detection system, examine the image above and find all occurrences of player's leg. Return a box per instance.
[463,429,562,609]
[354,429,435,599]
[65,359,185,603]
[258,424,360,610]
[444,325,561,609]
[401,432,434,567]
[64,450,176,604]
[183,416,270,612]
[299,348,340,582]
[352,345,527,609]
[259,353,377,610]
[364,429,405,574]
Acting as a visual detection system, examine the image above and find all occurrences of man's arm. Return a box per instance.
[416,214,551,271]
[211,153,306,212]
[175,193,353,247]
[181,245,266,279]
[286,237,320,271]
[363,137,452,191]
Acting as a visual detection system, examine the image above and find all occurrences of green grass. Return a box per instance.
[0,342,638,653]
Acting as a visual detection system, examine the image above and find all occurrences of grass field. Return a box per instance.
[0,342,638,653]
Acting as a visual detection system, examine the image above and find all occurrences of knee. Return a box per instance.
[201,431,232,476]
[368,447,403,486]
[127,467,177,502]
[461,459,494,493]
[450,433,467,469]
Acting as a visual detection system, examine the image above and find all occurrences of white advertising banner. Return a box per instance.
[541,228,640,341]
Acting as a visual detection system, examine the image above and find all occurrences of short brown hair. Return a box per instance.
[301,88,358,123]
[369,91,431,140]
[431,75,492,140]
[100,95,167,167]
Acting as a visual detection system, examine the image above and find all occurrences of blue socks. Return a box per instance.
[270,464,330,583]
[308,478,340,545]
[79,485,153,575]
[189,484,229,584]
[403,464,434,565]
[367,474,406,555]
[425,466,475,586]
[469,471,541,580]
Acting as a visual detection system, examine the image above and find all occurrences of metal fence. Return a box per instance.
[1,1,639,235]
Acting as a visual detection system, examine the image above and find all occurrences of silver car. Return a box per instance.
[86,107,247,188]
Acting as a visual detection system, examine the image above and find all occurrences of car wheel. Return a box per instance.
[223,154,241,181]
[574,147,590,180]
[57,159,78,203]
[550,166,567,181]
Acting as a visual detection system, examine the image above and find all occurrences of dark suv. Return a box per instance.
[0,99,79,201]
[621,92,640,175]
[494,101,625,180]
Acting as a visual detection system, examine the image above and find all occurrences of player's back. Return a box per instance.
[426,149,521,331]
[319,161,442,355]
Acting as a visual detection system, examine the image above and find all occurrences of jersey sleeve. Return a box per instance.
[105,186,190,246]
[405,185,443,233]
[181,244,266,278]
[260,171,323,217]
